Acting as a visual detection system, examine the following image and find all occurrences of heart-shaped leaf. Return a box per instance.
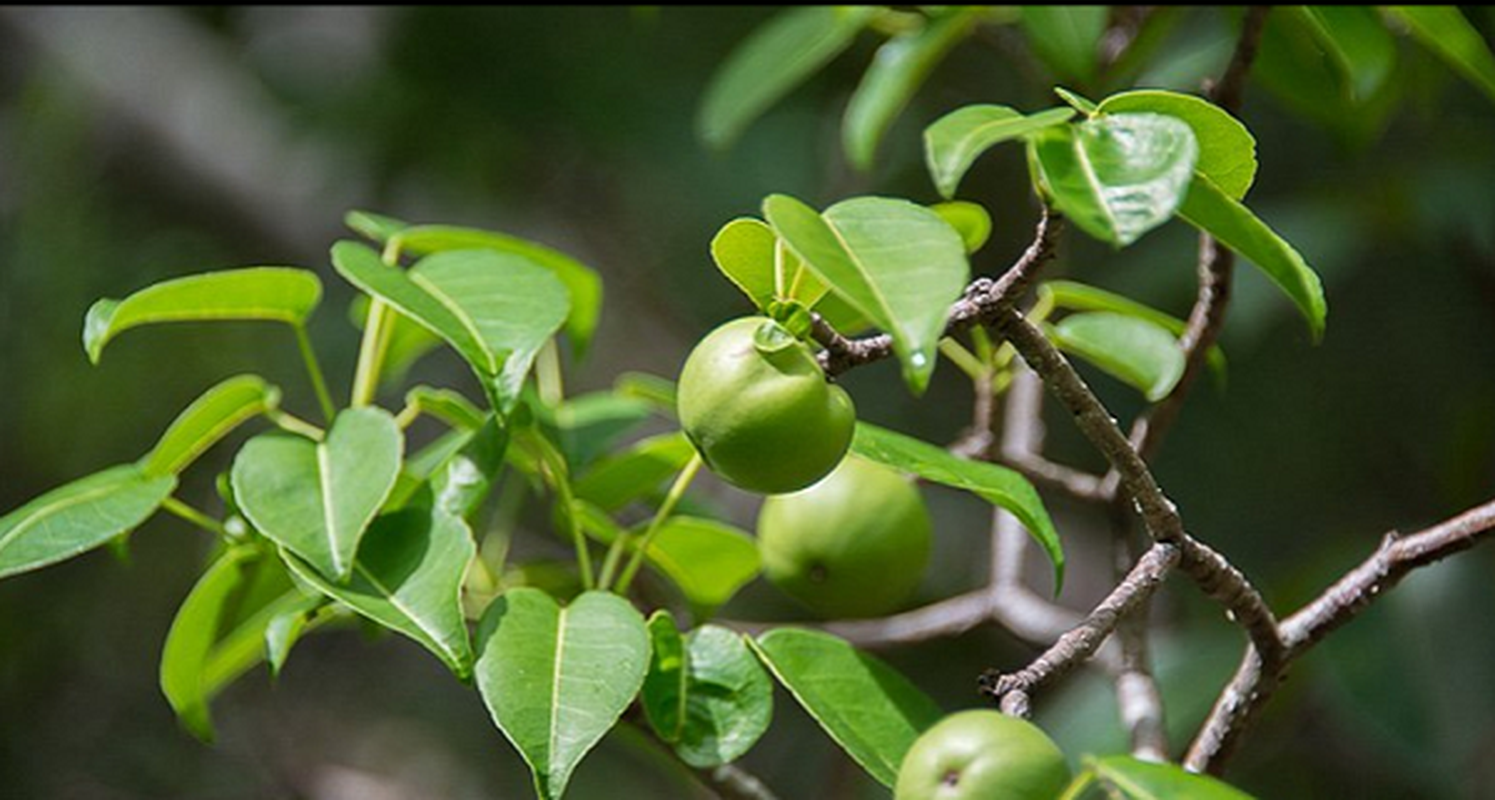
[924,105,1075,199]
[475,588,650,800]
[285,507,476,678]
[1050,312,1186,402]
[84,267,322,363]
[141,375,280,477]
[1096,89,1257,200]
[1029,112,1199,247]
[764,194,969,394]
[331,242,570,413]
[232,407,403,583]
[850,422,1063,589]
[750,628,942,787]
[643,613,774,768]
[0,464,175,580]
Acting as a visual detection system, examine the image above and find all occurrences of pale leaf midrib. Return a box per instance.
[548,603,570,792]
[0,475,137,554]
[409,271,500,374]
[316,441,341,576]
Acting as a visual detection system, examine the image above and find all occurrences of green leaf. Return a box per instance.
[1021,5,1109,84]
[141,375,280,477]
[698,6,878,148]
[545,392,655,471]
[1384,6,1495,103]
[579,510,761,619]
[419,416,509,522]
[1289,6,1397,103]
[710,218,780,312]
[83,267,322,364]
[1090,755,1256,799]
[403,385,487,431]
[750,628,942,787]
[1050,312,1186,401]
[923,105,1075,198]
[284,507,476,678]
[331,242,570,413]
[929,201,992,254]
[350,295,443,388]
[1040,280,1227,383]
[644,617,773,769]
[0,464,176,580]
[574,432,697,512]
[1055,86,1100,114]
[1178,174,1327,339]
[391,225,603,359]
[643,611,689,743]
[160,547,257,742]
[1096,89,1257,200]
[475,588,651,800]
[232,407,404,583]
[265,600,321,679]
[842,8,980,170]
[850,422,1063,589]
[1028,112,1200,247]
[764,194,969,394]
[345,209,409,244]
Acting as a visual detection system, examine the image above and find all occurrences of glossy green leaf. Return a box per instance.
[345,209,409,244]
[160,547,257,742]
[1178,174,1327,339]
[392,427,480,510]
[265,599,322,679]
[929,201,992,254]
[1050,312,1186,401]
[1055,86,1100,114]
[141,375,280,477]
[923,105,1075,198]
[1021,5,1109,84]
[1290,6,1397,103]
[1040,281,1227,382]
[84,267,322,364]
[418,416,508,522]
[285,507,476,678]
[843,8,980,170]
[0,464,175,580]
[546,392,654,470]
[1029,112,1199,247]
[391,225,602,359]
[643,611,689,743]
[710,218,778,311]
[698,6,877,148]
[851,422,1063,589]
[350,295,443,388]
[751,628,942,787]
[1385,6,1495,103]
[574,432,697,512]
[579,511,760,619]
[1090,755,1256,799]
[645,616,773,769]
[1096,89,1256,200]
[331,242,571,413]
[232,407,404,582]
[764,194,969,394]
[475,588,651,800]
[404,385,487,431]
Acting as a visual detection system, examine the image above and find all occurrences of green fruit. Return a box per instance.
[677,316,855,494]
[895,710,1070,800]
[757,455,931,618]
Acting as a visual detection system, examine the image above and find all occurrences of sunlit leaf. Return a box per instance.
[141,375,280,477]
[1050,312,1186,401]
[1040,280,1227,383]
[0,464,175,580]
[923,105,1075,198]
[1096,89,1256,199]
[644,615,773,768]
[574,432,697,512]
[1089,755,1256,799]
[929,201,992,254]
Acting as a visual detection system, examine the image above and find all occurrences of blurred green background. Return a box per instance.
[1,7,1492,798]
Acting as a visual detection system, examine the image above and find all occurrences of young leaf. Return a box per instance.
[642,622,773,769]
[160,547,258,742]
[1289,6,1397,103]
[345,209,409,244]
[750,628,942,787]
[1177,174,1327,339]
[710,218,778,311]
[1090,755,1256,799]
[764,194,969,394]
[923,105,1075,198]
[403,385,487,431]
[574,432,697,512]
[1028,113,1199,247]
[1020,5,1109,84]
[331,242,570,413]
[284,507,476,678]
[391,225,603,360]
[578,511,761,619]
[842,8,980,170]
[1095,89,1257,200]
[1054,86,1100,114]
[1040,280,1227,382]
[929,201,992,254]
[697,6,877,149]
[1384,6,1495,103]
[83,267,322,364]
[141,375,281,477]
[0,464,176,580]
[643,611,689,743]
[543,392,654,472]
[475,588,651,800]
[850,422,1063,589]
[1050,312,1187,402]
[231,407,404,583]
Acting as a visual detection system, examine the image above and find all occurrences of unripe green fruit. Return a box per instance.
[757,456,931,618]
[677,317,855,494]
[895,710,1070,800]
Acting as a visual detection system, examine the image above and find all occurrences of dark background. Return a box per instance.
[1,7,1492,798]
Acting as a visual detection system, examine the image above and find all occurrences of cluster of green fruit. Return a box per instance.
[678,317,1071,798]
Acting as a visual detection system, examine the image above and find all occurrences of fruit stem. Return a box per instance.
[612,453,704,595]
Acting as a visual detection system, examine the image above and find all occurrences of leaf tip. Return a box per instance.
[82,298,119,364]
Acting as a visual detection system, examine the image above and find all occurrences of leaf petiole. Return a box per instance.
[161,496,231,540]
[612,452,704,595]
[292,324,337,423]
[264,408,325,441]
[350,239,404,407]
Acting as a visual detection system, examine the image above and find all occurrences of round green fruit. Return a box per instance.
[895,710,1070,800]
[677,316,855,494]
[757,455,931,618]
